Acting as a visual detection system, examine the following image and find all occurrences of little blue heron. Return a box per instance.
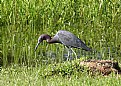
[35,30,91,59]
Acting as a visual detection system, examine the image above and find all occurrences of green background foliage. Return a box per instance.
[1,0,121,66]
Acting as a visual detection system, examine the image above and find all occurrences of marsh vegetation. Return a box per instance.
[1,0,121,85]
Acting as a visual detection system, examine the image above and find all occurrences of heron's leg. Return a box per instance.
[63,46,69,61]
[64,46,72,61]
[67,48,73,61]
[70,48,78,59]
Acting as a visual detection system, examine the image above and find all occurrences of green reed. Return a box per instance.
[1,0,121,66]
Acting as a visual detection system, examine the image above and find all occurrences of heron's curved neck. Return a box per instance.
[42,34,51,42]
[42,34,60,43]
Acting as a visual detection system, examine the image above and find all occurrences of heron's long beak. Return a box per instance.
[34,42,40,51]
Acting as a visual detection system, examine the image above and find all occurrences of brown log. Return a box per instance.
[80,60,121,75]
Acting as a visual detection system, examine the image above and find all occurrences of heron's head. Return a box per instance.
[34,34,51,51]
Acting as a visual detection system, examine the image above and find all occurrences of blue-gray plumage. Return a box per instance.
[35,30,91,52]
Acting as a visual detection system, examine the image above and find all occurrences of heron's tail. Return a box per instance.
[79,39,92,51]
[82,46,92,51]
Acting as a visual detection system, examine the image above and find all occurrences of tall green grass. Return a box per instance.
[1,0,121,66]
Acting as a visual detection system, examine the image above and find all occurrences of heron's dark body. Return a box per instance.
[35,30,91,51]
